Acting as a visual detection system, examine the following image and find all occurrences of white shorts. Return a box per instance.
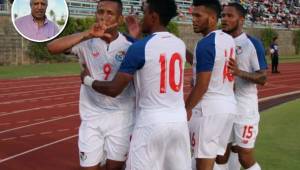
[231,122,259,149]
[189,110,235,159]
[230,112,260,148]
[125,122,192,170]
[78,110,133,167]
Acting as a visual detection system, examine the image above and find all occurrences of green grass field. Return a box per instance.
[256,99,300,170]
[0,62,80,79]
[266,55,300,64]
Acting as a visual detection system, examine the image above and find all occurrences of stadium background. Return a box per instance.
[0,0,299,65]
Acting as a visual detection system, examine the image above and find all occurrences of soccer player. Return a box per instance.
[216,3,268,170]
[47,1,136,170]
[81,0,192,169]
[186,0,237,170]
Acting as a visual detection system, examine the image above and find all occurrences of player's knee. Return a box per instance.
[239,147,253,156]
[231,145,239,153]
[238,148,255,167]
[106,165,124,170]
[215,144,232,164]
[216,154,229,164]
[106,160,125,170]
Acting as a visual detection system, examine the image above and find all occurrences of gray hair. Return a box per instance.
[30,0,48,6]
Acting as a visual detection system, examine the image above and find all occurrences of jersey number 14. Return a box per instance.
[159,53,183,93]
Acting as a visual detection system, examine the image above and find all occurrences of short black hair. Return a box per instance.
[99,0,123,14]
[147,0,178,26]
[225,2,247,18]
[193,0,222,18]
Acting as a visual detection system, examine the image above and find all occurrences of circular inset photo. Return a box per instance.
[11,0,69,42]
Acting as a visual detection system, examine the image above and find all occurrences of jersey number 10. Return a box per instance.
[159,53,183,93]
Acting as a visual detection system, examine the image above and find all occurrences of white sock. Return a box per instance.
[228,152,241,170]
[246,162,261,170]
[214,163,228,170]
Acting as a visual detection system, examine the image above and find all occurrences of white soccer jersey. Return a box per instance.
[234,33,267,121]
[192,30,236,115]
[119,32,187,127]
[71,33,136,120]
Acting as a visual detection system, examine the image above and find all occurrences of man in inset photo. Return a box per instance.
[15,0,59,41]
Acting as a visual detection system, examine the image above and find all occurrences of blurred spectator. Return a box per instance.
[0,0,3,11]
[241,0,300,28]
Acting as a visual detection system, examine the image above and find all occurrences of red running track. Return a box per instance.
[0,63,300,170]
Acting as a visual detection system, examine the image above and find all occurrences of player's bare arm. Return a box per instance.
[81,66,133,97]
[228,57,267,85]
[185,72,211,119]
[47,23,117,54]
[238,70,267,86]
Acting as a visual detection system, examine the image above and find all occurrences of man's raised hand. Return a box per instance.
[125,15,141,39]
[87,22,118,40]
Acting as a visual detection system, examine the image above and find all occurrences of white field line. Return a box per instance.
[0,114,79,134]
[259,90,300,102]
[40,131,53,135]
[0,86,78,97]
[0,135,78,163]
[0,92,78,105]
[0,81,78,91]
[1,137,17,141]
[0,77,78,86]
[0,101,78,117]
[57,129,70,132]
[20,134,35,138]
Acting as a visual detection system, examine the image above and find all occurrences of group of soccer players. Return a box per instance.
[47,0,267,170]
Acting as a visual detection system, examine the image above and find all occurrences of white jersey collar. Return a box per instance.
[234,32,247,42]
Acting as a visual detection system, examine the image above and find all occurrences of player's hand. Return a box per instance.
[80,64,91,84]
[88,22,118,39]
[125,15,141,39]
[228,58,240,76]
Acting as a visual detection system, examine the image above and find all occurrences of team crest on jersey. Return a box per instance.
[115,51,126,62]
[80,152,87,161]
[236,46,243,55]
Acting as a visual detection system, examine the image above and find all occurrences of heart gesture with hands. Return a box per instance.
[87,22,118,41]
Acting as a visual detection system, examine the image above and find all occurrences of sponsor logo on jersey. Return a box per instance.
[115,51,126,62]
[92,52,100,58]
[80,152,87,161]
